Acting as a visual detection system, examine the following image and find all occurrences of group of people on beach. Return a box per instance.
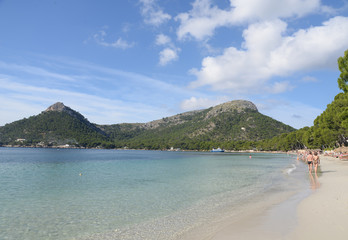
[297,151,320,174]
[306,151,320,173]
[297,151,321,189]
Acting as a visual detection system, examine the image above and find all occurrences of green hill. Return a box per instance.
[99,100,296,150]
[0,102,108,148]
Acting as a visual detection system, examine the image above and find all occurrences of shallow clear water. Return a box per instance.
[0,148,306,240]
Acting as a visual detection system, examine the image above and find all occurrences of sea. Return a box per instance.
[0,147,309,240]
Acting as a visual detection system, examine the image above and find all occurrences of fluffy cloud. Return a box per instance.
[156,34,180,66]
[176,0,321,41]
[190,16,348,93]
[176,0,233,40]
[139,0,171,26]
[155,34,171,45]
[189,19,287,91]
[159,48,180,66]
[268,16,348,73]
[230,0,320,22]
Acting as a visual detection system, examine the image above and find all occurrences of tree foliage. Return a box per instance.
[338,49,348,93]
[0,111,108,147]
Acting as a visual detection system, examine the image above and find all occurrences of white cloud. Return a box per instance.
[156,34,180,66]
[176,0,233,41]
[93,30,134,49]
[268,16,348,73]
[190,16,348,93]
[155,34,171,45]
[189,19,286,92]
[175,0,321,41]
[230,0,320,22]
[159,48,180,66]
[105,38,135,49]
[180,96,230,111]
[139,0,171,26]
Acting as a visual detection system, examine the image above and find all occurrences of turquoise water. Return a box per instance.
[0,148,307,240]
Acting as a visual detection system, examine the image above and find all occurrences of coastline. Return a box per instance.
[0,145,289,155]
[181,155,348,240]
[177,155,309,240]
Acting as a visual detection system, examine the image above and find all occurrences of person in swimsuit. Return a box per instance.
[313,151,320,174]
[306,151,313,173]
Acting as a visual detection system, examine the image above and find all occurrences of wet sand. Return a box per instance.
[180,155,348,240]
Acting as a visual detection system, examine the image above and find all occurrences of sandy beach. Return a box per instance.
[180,155,348,240]
[290,155,348,240]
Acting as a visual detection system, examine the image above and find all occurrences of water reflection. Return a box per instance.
[309,172,320,189]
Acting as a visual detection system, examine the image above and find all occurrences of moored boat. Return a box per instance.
[211,147,224,152]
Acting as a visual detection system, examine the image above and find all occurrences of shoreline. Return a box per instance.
[0,145,289,154]
[289,155,348,240]
[177,156,310,240]
[182,155,348,240]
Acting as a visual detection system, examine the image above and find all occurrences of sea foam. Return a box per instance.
[285,164,297,175]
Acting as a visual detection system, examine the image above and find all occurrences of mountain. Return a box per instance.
[99,100,296,149]
[0,102,108,147]
[0,100,296,149]
[44,102,105,135]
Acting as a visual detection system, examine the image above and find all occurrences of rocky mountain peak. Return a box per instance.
[216,100,258,112]
[44,102,81,119]
[205,100,258,119]
[45,102,68,112]
[44,102,105,136]
[141,100,258,130]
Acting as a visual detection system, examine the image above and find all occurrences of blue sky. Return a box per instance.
[0,0,347,129]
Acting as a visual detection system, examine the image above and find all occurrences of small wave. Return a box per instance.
[285,164,297,175]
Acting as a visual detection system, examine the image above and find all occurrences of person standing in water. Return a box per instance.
[313,151,320,174]
[306,151,313,173]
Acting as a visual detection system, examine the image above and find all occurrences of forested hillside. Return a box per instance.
[0,100,295,150]
[0,103,109,148]
[99,100,295,150]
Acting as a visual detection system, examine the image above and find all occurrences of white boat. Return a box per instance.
[211,147,224,152]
